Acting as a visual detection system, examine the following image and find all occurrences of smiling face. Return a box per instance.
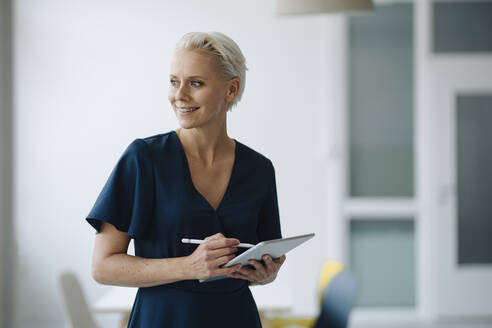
[168,50,238,130]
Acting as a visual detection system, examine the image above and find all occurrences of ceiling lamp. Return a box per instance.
[276,0,374,14]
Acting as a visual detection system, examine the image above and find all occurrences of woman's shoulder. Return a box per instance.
[123,131,175,158]
[236,140,274,171]
[139,131,174,148]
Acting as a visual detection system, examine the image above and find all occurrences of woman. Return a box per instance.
[86,31,286,327]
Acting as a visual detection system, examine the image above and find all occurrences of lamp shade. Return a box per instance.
[276,0,374,14]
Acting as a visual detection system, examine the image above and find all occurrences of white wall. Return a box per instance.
[13,0,339,326]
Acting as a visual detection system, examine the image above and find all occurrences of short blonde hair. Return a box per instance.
[175,32,248,111]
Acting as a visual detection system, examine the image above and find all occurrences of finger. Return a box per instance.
[205,232,225,241]
[248,260,269,280]
[238,265,256,274]
[207,238,240,250]
[227,272,254,282]
[263,255,274,267]
[212,253,237,268]
[218,264,243,276]
[273,254,286,264]
[247,259,265,272]
[206,246,238,259]
[235,266,257,278]
[262,255,276,274]
[228,271,251,279]
[237,266,261,282]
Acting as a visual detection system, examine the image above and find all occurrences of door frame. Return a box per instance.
[0,1,14,328]
[431,60,492,319]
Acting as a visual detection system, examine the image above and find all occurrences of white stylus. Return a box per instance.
[181,238,255,249]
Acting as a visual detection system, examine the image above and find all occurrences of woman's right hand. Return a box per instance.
[185,233,243,280]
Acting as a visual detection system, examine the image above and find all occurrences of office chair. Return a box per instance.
[267,261,358,328]
[59,271,100,328]
[313,270,358,328]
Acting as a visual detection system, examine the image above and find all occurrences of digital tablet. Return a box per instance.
[199,233,315,283]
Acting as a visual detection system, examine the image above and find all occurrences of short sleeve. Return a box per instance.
[86,139,154,239]
[257,161,282,241]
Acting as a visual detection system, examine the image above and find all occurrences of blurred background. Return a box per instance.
[1,0,491,327]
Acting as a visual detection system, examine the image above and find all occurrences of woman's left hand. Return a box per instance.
[227,254,286,285]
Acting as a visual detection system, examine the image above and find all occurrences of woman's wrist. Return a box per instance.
[178,256,195,280]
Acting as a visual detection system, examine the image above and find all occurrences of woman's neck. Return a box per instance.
[176,122,234,166]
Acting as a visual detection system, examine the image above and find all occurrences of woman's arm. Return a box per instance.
[91,222,242,287]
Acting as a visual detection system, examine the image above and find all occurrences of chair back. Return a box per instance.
[317,261,344,304]
[313,270,358,328]
[59,272,99,328]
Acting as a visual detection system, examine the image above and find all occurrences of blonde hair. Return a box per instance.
[175,32,248,111]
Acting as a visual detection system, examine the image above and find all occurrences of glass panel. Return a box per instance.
[348,3,414,197]
[457,94,492,264]
[433,2,492,53]
[350,219,415,307]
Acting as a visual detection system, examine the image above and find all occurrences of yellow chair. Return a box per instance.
[266,260,348,328]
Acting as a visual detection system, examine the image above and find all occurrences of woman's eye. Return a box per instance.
[191,81,203,87]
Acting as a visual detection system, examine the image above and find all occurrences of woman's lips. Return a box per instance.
[177,107,200,115]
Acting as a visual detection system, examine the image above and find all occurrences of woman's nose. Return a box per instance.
[175,84,190,101]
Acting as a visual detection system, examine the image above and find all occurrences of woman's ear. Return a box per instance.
[226,77,240,102]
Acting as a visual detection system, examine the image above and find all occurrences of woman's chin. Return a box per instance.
[177,118,197,130]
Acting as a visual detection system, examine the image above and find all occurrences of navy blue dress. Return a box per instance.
[86,130,282,328]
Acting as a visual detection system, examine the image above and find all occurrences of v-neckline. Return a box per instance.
[172,130,239,213]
